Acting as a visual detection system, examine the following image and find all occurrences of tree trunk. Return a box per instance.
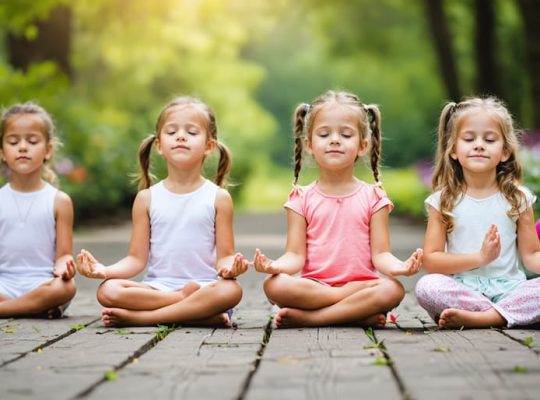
[519,0,540,129]
[7,6,72,78]
[474,0,499,97]
[424,0,461,101]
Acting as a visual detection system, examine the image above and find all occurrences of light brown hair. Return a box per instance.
[137,96,232,190]
[431,97,524,232]
[292,90,382,185]
[0,101,60,185]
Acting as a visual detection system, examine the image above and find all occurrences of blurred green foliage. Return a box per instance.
[0,0,538,221]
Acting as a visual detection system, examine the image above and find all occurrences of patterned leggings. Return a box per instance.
[415,274,540,327]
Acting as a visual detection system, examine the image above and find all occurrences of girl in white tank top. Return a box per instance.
[0,102,76,318]
[77,96,248,327]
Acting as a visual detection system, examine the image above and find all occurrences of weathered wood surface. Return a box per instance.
[1,214,539,400]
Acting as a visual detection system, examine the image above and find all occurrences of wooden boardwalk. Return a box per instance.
[1,214,539,400]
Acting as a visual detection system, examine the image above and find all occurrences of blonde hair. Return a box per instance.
[432,96,524,232]
[292,90,382,185]
[137,96,232,190]
[0,101,60,186]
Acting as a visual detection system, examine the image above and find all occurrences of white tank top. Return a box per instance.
[0,183,57,277]
[143,180,219,285]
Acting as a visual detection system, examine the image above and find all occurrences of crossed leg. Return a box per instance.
[264,274,404,328]
[0,277,76,318]
[100,279,242,327]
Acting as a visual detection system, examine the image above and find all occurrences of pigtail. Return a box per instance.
[215,140,232,188]
[42,163,59,187]
[293,103,309,185]
[365,105,382,183]
[432,102,457,191]
[137,134,157,190]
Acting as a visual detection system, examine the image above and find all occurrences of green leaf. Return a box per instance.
[522,336,534,347]
[434,346,451,352]
[373,357,392,366]
[71,324,85,331]
[104,370,118,381]
[514,365,527,373]
[115,328,132,336]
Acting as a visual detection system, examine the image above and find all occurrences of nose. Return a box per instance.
[175,130,187,141]
[473,138,485,150]
[329,132,340,144]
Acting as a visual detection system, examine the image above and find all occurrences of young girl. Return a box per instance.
[416,97,540,329]
[0,102,76,318]
[77,96,247,327]
[253,91,422,328]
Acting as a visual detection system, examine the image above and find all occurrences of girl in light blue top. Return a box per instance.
[416,97,540,329]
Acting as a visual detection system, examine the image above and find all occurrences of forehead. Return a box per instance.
[457,108,501,133]
[4,113,46,134]
[161,104,208,128]
[312,103,361,127]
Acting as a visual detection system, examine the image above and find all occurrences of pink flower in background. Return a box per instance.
[536,220,540,239]
[56,158,75,175]
[416,160,432,189]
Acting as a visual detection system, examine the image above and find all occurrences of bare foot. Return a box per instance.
[102,308,128,327]
[179,282,201,300]
[438,308,505,329]
[275,308,316,328]
[185,312,233,328]
[356,313,386,328]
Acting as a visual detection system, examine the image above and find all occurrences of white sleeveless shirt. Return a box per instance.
[142,180,219,291]
[0,183,57,278]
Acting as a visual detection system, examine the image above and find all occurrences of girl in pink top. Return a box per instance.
[253,91,423,328]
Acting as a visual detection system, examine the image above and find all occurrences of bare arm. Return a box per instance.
[370,206,422,277]
[53,191,75,280]
[518,207,540,273]
[253,208,306,275]
[77,190,151,279]
[214,189,248,278]
[422,205,499,274]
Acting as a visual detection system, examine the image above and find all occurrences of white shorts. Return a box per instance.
[0,272,54,299]
[142,277,217,292]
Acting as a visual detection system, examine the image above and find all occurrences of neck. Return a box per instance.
[317,166,358,195]
[8,171,46,192]
[462,169,498,196]
[164,166,205,194]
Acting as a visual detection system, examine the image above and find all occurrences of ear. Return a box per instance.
[304,137,313,155]
[44,142,54,162]
[500,147,510,163]
[357,139,369,157]
[205,138,216,156]
[155,137,163,155]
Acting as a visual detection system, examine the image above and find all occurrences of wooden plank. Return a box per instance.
[246,327,402,400]
[0,316,98,366]
[378,327,540,399]
[82,274,272,399]
[0,321,158,400]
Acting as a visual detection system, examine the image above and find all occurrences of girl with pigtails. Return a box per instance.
[253,90,422,328]
[416,97,540,329]
[77,96,248,327]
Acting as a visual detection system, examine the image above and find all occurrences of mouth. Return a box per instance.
[172,145,189,150]
[326,150,344,154]
[469,155,489,159]
[16,156,31,160]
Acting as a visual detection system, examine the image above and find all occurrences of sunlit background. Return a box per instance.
[1,0,539,223]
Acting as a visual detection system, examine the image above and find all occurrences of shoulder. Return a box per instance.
[54,190,73,209]
[215,188,233,211]
[425,191,442,210]
[134,188,152,210]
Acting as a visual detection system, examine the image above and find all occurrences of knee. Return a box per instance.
[50,277,77,303]
[96,280,121,307]
[216,279,242,307]
[263,274,290,302]
[378,279,405,310]
[415,274,443,301]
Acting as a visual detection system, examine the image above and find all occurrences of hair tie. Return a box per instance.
[303,104,311,115]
